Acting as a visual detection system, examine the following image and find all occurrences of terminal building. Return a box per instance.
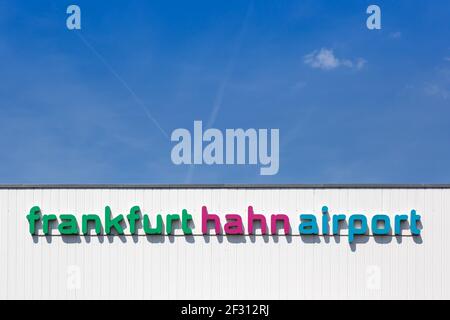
[0,184,449,299]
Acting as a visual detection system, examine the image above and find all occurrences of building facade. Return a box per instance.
[0,185,448,299]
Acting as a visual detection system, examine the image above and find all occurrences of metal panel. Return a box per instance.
[0,187,448,299]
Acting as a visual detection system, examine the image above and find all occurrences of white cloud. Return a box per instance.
[389,31,402,39]
[424,83,449,100]
[292,81,307,90]
[304,48,339,70]
[341,58,367,70]
[304,48,366,71]
[355,58,367,69]
[445,57,450,62]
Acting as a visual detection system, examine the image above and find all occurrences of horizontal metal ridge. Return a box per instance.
[1,184,450,189]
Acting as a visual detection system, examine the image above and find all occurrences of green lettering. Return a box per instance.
[143,214,163,235]
[127,206,141,234]
[58,214,79,235]
[105,206,124,235]
[82,214,102,235]
[166,214,180,234]
[43,214,57,235]
[181,209,193,235]
[26,206,41,235]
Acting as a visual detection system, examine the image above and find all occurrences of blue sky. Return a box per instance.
[0,0,449,183]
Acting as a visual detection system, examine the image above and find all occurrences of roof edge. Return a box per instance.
[1,184,450,189]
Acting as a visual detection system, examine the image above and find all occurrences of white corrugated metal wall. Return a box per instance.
[0,186,448,299]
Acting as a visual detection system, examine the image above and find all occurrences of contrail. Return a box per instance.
[206,0,253,129]
[75,31,169,139]
[185,1,253,183]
